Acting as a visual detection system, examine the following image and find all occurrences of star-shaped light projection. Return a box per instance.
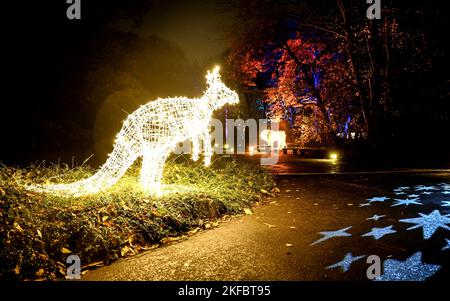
[399,210,450,239]
[442,191,450,195]
[439,183,450,190]
[394,186,410,191]
[326,253,365,272]
[362,225,397,240]
[421,191,432,195]
[442,239,450,251]
[366,214,386,221]
[366,196,389,203]
[391,198,422,207]
[310,226,352,246]
[408,194,420,198]
[415,185,437,191]
[376,252,441,281]
[394,191,406,195]
[359,203,371,207]
[442,201,450,207]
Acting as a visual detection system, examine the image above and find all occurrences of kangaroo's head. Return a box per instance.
[204,66,239,110]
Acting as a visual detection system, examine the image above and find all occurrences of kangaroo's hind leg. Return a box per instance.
[191,135,200,162]
[140,147,170,194]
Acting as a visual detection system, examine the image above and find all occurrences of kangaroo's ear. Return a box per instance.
[206,66,221,85]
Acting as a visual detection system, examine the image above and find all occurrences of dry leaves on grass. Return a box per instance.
[61,247,72,254]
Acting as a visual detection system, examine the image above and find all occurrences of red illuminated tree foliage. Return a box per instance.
[229,33,360,146]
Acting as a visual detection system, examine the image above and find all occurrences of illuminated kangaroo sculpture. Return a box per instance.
[27,67,239,196]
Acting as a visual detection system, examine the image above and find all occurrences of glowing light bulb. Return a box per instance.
[330,153,338,160]
[26,67,239,196]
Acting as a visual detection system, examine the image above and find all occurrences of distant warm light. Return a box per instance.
[329,152,338,160]
[26,67,239,196]
[249,146,256,155]
[260,130,287,150]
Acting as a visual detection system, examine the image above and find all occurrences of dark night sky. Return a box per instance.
[118,0,235,63]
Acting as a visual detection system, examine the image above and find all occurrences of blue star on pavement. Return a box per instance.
[439,183,450,190]
[394,186,410,191]
[421,191,432,195]
[367,196,389,203]
[310,226,352,246]
[442,239,450,251]
[394,191,406,195]
[408,194,420,198]
[326,253,365,272]
[391,198,422,207]
[415,185,437,191]
[376,252,441,281]
[442,191,450,195]
[366,214,385,221]
[399,210,450,239]
[362,225,397,240]
[442,201,450,207]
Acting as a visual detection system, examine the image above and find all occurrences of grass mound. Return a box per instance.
[0,155,276,280]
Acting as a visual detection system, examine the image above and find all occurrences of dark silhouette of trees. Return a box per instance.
[2,1,202,165]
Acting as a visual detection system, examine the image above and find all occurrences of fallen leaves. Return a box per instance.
[160,235,187,245]
[14,265,20,275]
[120,245,135,257]
[260,189,270,195]
[35,268,45,277]
[61,247,72,254]
[13,222,24,232]
[244,208,253,215]
[187,227,200,236]
[81,261,104,270]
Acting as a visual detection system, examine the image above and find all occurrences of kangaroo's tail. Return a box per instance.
[26,140,139,197]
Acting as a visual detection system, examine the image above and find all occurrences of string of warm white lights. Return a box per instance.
[26,67,239,196]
